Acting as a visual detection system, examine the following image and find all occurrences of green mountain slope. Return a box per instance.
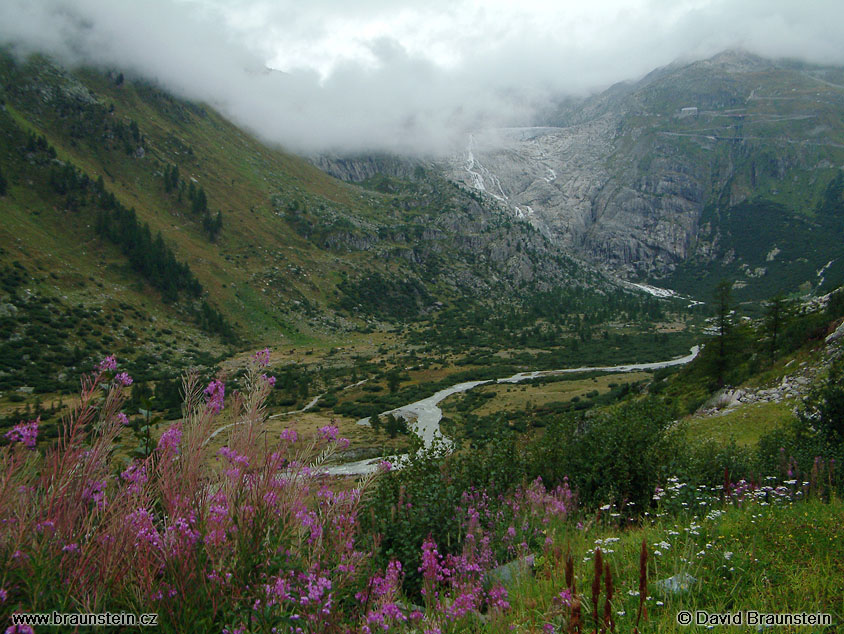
[2,50,661,394]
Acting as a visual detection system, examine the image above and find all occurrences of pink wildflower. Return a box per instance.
[261,373,276,387]
[5,419,38,448]
[556,588,573,607]
[121,462,148,494]
[280,428,298,443]
[115,372,133,386]
[318,425,339,442]
[117,412,130,426]
[204,379,225,413]
[218,446,249,467]
[378,460,393,473]
[253,348,271,367]
[6,624,35,634]
[97,355,117,372]
[487,584,510,611]
[126,508,163,550]
[419,537,444,585]
[157,424,182,455]
[82,479,107,509]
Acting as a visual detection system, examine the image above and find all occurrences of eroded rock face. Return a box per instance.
[442,118,710,277]
[439,50,844,279]
[312,154,428,182]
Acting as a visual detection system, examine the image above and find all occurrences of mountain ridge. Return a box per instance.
[426,50,844,298]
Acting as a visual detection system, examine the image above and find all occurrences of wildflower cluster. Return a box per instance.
[3,419,39,449]
[0,351,383,632]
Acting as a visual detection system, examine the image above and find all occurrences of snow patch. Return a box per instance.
[629,282,677,298]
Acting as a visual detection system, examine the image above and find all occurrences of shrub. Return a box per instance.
[528,398,680,509]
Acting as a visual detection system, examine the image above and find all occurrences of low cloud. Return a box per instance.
[1,0,843,155]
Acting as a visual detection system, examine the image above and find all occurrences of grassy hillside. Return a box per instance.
[0,49,699,407]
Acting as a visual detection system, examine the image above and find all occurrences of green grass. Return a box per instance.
[484,497,844,633]
[684,400,798,447]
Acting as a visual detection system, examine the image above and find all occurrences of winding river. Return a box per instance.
[324,346,700,476]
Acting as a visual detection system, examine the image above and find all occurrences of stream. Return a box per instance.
[323,346,700,476]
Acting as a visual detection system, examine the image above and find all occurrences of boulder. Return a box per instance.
[656,572,697,594]
[825,322,844,345]
[483,555,535,590]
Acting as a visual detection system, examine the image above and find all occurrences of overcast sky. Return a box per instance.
[2,0,843,155]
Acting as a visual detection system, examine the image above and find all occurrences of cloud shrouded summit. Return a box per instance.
[2,0,843,155]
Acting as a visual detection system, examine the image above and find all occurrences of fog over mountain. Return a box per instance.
[2,0,843,154]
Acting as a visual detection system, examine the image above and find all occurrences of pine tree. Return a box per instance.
[191,186,208,215]
[713,280,733,387]
[763,294,790,365]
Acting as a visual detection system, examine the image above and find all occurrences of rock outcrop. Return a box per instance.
[439,50,844,285]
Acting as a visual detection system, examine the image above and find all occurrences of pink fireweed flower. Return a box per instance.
[62,543,79,553]
[117,412,130,426]
[378,460,393,473]
[166,513,201,555]
[261,373,276,387]
[126,508,163,550]
[300,572,332,607]
[82,479,107,509]
[295,509,323,544]
[0,588,6,602]
[253,347,271,367]
[446,588,481,620]
[487,584,510,611]
[420,537,444,585]
[4,419,38,448]
[157,424,182,455]
[6,623,35,634]
[115,372,133,386]
[318,425,339,442]
[121,462,148,494]
[362,560,404,602]
[97,355,117,372]
[204,379,225,413]
[556,588,573,607]
[280,428,298,443]
[218,446,249,467]
[337,437,350,449]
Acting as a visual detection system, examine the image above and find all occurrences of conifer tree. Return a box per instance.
[713,279,733,387]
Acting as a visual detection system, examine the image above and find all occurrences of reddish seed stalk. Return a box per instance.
[591,547,603,634]
[633,538,648,633]
[565,550,574,591]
